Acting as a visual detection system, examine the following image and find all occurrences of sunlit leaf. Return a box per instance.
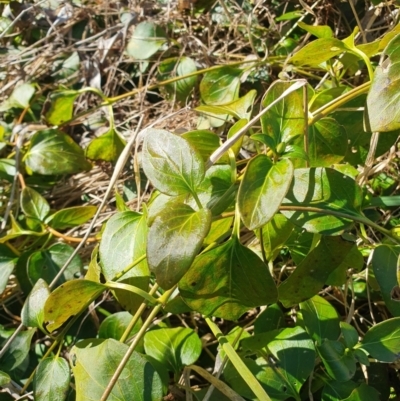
[70,338,163,401]
[147,204,211,290]
[98,312,142,342]
[46,206,96,230]
[298,22,333,38]
[180,237,277,320]
[238,156,293,230]
[43,90,79,126]
[24,129,92,175]
[0,244,17,295]
[144,327,202,373]
[142,128,205,196]
[0,83,35,111]
[359,317,400,362]
[86,128,126,162]
[200,66,242,105]
[21,278,50,329]
[126,21,168,60]
[33,356,70,401]
[44,280,106,333]
[20,186,50,222]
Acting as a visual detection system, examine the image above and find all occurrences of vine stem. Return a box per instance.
[99,286,176,401]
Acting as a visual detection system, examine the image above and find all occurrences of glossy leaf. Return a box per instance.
[227,119,248,157]
[142,128,205,196]
[98,312,142,341]
[343,383,380,401]
[182,130,222,163]
[144,327,202,373]
[179,237,277,320]
[298,22,333,38]
[99,211,149,313]
[257,213,295,262]
[70,338,163,401]
[126,21,167,60]
[43,90,79,126]
[158,57,197,102]
[86,128,126,162]
[288,38,347,66]
[46,206,97,230]
[300,295,341,344]
[147,204,211,290]
[359,317,400,362]
[365,33,400,132]
[322,380,358,401]
[281,168,363,235]
[34,356,70,401]
[340,322,359,349]
[0,328,36,372]
[200,66,242,105]
[0,82,35,111]
[20,186,50,221]
[21,278,50,329]
[318,340,357,382]
[203,217,233,245]
[260,80,305,145]
[238,156,293,230]
[27,243,82,288]
[44,280,106,333]
[371,245,400,316]
[24,129,91,175]
[279,236,355,307]
[308,117,347,167]
[0,244,17,295]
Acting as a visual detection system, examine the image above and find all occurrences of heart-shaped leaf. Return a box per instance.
[33,356,70,401]
[142,128,205,196]
[238,156,293,230]
[147,204,211,290]
[144,327,202,373]
[179,237,277,320]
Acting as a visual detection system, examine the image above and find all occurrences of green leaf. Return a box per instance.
[0,244,17,295]
[260,80,305,145]
[70,338,163,401]
[300,295,341,345]
[86,128,126,162]
[281,168,363,235]
[44,280,106,333]
[298,22,333,38]
[359,317,400,362]
[322,380,358,401]
[27,243,82,288]
[371,245,400,316]
[21,278,50,329]
[318,340,357,382]
[0,328,36,372]
[179,237,277,320]
[34,356,70,401]
[98,312,142,342]
[257,213,295,262]
[142,128,205,196]
[227,119,248,157]
[254,304,286,334]
[308,118,347,167]
[0,83,35,111]
[24,129,91,175]
[238,156,294,230]
[144,327,202,373]
[276,10,303,21]
[20,186,50,221]
[365,33,400,132]
[288,38,347,66]
[182,130,222,163]
[340,322,359,349]
[43,90,79,126]
[147,204,211,290]
[278,236,355,307]
[342,383,380,401]
[0,371,10,386]
[126,21,167,60]
[158,57,197,102]
[0,158,15,183]
[46,206,96,230]
[200,66,242,105]
[99,211,149,313]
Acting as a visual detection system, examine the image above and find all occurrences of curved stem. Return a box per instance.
[46,226,98,243]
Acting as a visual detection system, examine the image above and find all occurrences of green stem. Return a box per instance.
[100,286,176,401]
[111,253,147,281]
